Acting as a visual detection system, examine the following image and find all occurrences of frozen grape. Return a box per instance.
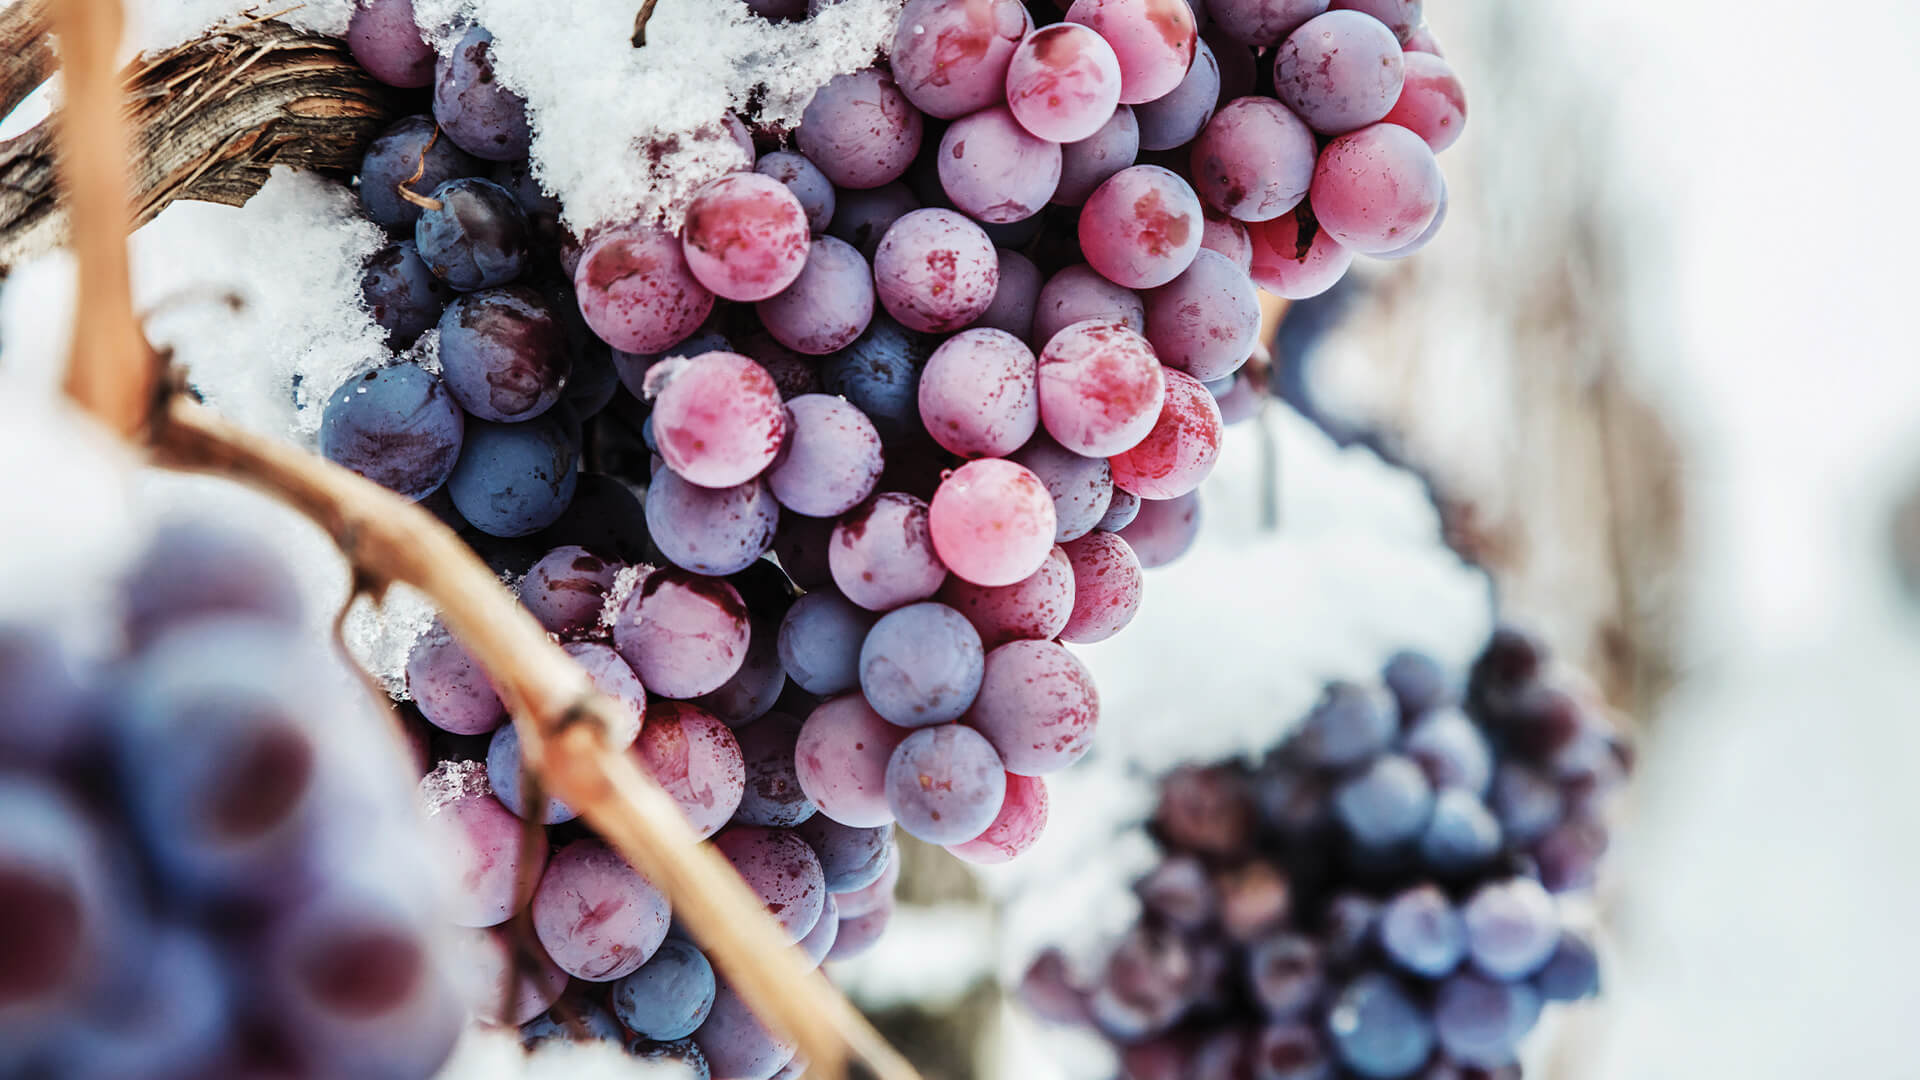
[646,471,779,577]
[1065,0,1199,105]
[1110,368,1224,499]
[1374,179,1448,260]
[930,458,1059,586]
[361,241,454,347]
[1116,488,1199,567]
[1010,433,1115,542]
[885,723,1008,844]
[1099,487,1142,531]
[414,177,531,291]
[519,546,621,636]
[833,843,900,917]
[422,776,540,928]
[793,817,893,893]
[612,330,733,401]
[613,570,751,699]
[796,895,840,969]
[1078,165,1205,288]
[874,208,1000,333]
[1037,319,1166,456]
[1247,205,1353,299]
[821,315,933,446]
[1325,973,1433,1079]
[1329,0,1423,41]
[1054,105,1140,206]
[1006,23,1125,143]
[829,492,949,611]
[446,415,579,537]
[347,0,435,88]
[1273,11,1405,134]
[487,724,578,824]
[433,27,533,161]
[1310,123,1443,253]
[1432,973,1541,1069]
[408,618,505,735]
[827,182,922,258]
[1060,529,1144,642]
[1382,50,1466,152]
[612,938,716,1041]
[694,981,798,1080]
[756,235,875,356]
[648,351,787,488]
[966,639,1099,774]
[631,702,748,839]
[532,839,671,981]
[574,223,716,354]
[796,68,924,189]
[437,284,567,421]
[1147,248,1260,379]
[321,363,464,501]
[794,694,910,828]
[859,602,986,726]
[713,826,826,943]
[452,926,568,1026]
[970,248,1042,340]
[1134,38,1221,151]
[939,106,1063,224]
[358,115,481,231]
[919,328,1040,458]
[696,612,789,728]
[755,151,837,233]
[890,0,1031,118]
[1378,884,1466,978]
[948,771,1048,863]
[939,543,1076,647]
[733,713,817,828]
[1189,96,1317,222]
[1461,878,1559,979]
[777,590,877,696]
[827,900,893,960]
[681,172,813,302]
[1034,264,1147,346]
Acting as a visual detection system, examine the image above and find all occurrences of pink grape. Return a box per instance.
[680,172,812,302]
[829,492,949,611]
[1011,433,1115,542]
[755,235,875,355]
[631,701,747,839]
[346,0,435,88]
[406,619,505,736]
[647,351,787,488]
[1005,23,1124,143]
[531,839,671,982]
[1376,178,1447,259]
[1078,165,1205,289]
[827,900,893,960]
[724,110,756,165]
[1110,368,1224,498]
[929,459,1059,586]
[1309,122,1443,253]
[885,724,1008,844]
[645,471,779,576]
[1037,319,1167,456]
[1145,248,1261,381]
[795,694,911,827]
[421,782,540,928]
[1382,50,1467,152]
[1065,0,1198,105]
[948,772,1049,863]
[1403,22,1442,55]
[1034,263,1146,346]
[1330,0,1423,41]
[562,641,647,746]
[1054,105,1139,207]
[965,639,1100,774]
[1116,488,1201,567]
[451,926,568,1025]
[970,248,1042,340]
[938,543,1076,648]
[754,151,837,232]
[613,570,750,699]
[873,208,1000,333]
[1208,0,1329,45]
[834,844,899,915]
[1273,11,1406,134]
[795,68,924,189]
[520,546,621,636]
[939,106,1063,224]
[695,981,798,1080]
[1134,38,1220,151]
[574,224,715,354]
[919,328,1040,459]
[890,0,1033,119]
[768,394,885,518]
[712,826,826,943]
[1060,530,1145,642]
[1200,208,1253,271]
[1189,96,1317,221]
[1247,205,1354,299]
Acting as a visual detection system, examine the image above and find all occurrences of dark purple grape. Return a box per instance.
[1431,973,1540,1069]
[821,316,932,447]
[645,471,780,578]
[1252,1021,1334,1080]
[518,545,620,636]
[1246,933,1324,1018]
[1216,860,1292,943]
[792,816,892,893]
[1319,891,1381,969]
[1291,682,1396,769]
[1134,854,1217,933]
[1099,487,1142,531]
[1417,788,1502,874]
[1382,649,1452,717]
[1532,928,1599,1002]
[696,615,789,728]
[1324,972,1433,1079]
[361,240,454,347]
[1019,948,1092,1025]
[321,363,466,501]
[358,115,481,231]
[446,414,579,538]
[346,0,434,88]
[1153,764,1254,856]
[1401,707,1493,795]
[0,777,113,1024]
[433,27,533,161]
[1332,753,1433,849]
[826,181,921,260]
[415,177,532,291]
[611,937,716,1041]
[693,980,797,1080]
[1092,925,1199,1040]
[732,712,816,828]
[437,284,567,420]
[776,589,877,696]
[122,522,303,643]
[1378,884,1465,978]
[1461,878,1558,980]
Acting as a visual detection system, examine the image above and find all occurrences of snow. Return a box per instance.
[434,1026,689,1080]
[421,757,493,813]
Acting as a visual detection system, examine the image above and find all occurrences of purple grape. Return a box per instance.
[713,826,826,943]
[1325,973,1433,1079]
[732,712,816,828]
[694,981,798,1080]
[767,394,885,518]
[358,115,481,231]
[450,926,567,1026]
[755,235,875,356]
[1330,0,1423,41]
[414,176,532,291]
[446,414,579,537]
[965,639,1099,775]
[820,315,933,447]
[1488,762,1563,844]
[52,924,230,1079]
[407,618,505,736]
[829,492,949,611]
[575,224,717,355]
[1290,682,1395,768]
[874,208,1000,333]
[796,68,923,189]
[1418,788,1502,873]
[561,640,648,745]
[518,545,620,635]
[1382,649,1451,716]
[1033,263,1146,346]
[321,362,465,501]
[1189,96,1318,222]
[1099,487,1142,531]
[437,284,566,419]
[1532,928,1599,1002]
[1008,434,1113,541]
[696,614,789,727]
[1145,249,1261,383]
[346,0,434,88]
[834,846,899,917]
[890,0,1032,118]
[1054,105,1140,207]
[486,723,578,824]
[434,27,533,161]
[631,702,747,838]
[0,778,112,1026]
[1135,38,1221,151]
[827,182,922,259]
[1321,892,1382,967]
[1246,933,1324,1019]
[939,106,1063,223]
[420,769,540,928]
[611,938,716,1041]
[1132,855,1213,933]
[1432,973,1540,1069]
[793,816,892,893]
[885,724,1007,843]
[646,472,779,577]
[362,241,454,347]
[755,151,837,233]
[1209,0,1331,46]
[1402,707,1493,794]
[796,894,840,969]
[918,328,1040,458]
[859,602,986,727]
[1461,878,1559,979]
[1378,884,1466,978]
[795,694,910,827]
[613,570,751,699]
[970,248,1042,340]
[777,589,877,696]
[531,838,672,981]
[1333,753,1433,848]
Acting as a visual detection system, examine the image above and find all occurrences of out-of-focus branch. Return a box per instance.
[0,0,53,122]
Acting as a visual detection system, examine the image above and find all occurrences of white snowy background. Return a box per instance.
[4,0,1920,1078]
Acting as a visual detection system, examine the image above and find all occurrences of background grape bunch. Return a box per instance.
[1018,626,1629,1079]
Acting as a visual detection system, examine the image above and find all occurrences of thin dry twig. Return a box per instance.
[0,0,53,124]
[632,0,662,47]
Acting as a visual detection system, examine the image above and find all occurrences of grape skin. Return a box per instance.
[1065,0,1199,106]
[362,241,455,348]
[1375,178,1448,260]
[948,771,1048,863]
[754,151,838,233]
[733,712,817,828]
[613,571,752,700]
[966,640,1100,774]
[829,492,949,611]
[793,694,910,828]
[433,27,533,161]
[1432,973,1541,1069]
[796,68,925,190]
[1054,105,1140,207]
[755,235,875,356]
[346,0,435,88]
[1134,38,1221,152]
[422,783,542,928]
[1247,205,1354,299]
[437,284,568,421]
[531,839,671,982]
[574,223,717,354]
[793,816,893,893]
[1037,319,1167,457]
[694,981,798,1080]
[1110,368,1225,499]
[1309,122,1443,254]
[1060,530,1145,642]
[778,589,879,697]
[1189,96,1318,222]
[407,618,506,735]
[858,602,986,727]
[646,472,780,577]
[1011,433,1116,542]
[611,938,716,1041]
[763,394,883,520]
[712,826,826,943]
[1005,23,1125,144]
[649,352,788,489]
[630,702,748,839]
[873,208,1001,333]
[358,115,481,231]
[919,328,1041,459]
[680,173,813,302]
[1078,165,1205,289]
[320,363,464,501]
[1382,50,1466,152]
[446,415,579,537]
[939,543,1077,648]
[1272,11,1406,135]
[930,459,1060,586]
[884,723,1008,844]
[890,0,1032,119]
[1208,0,1330,46]
[1198,208,1253,271]
[1461,877,1559,979]
[1377,883,1466,978]
[1145,248,1261,382]
[1033,264,1147,346]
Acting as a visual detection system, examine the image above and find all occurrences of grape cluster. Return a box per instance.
[0,523,463,1079]
[1020,627,1629,1079]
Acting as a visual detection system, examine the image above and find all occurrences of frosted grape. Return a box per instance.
[648,351,787,488]
[1382,50,1467,152]
[939,106,1063,224]
[919,328,1040,458]
[358,115,480,231]
[1064,0,1199,105]
[797,895,840,969]
[793,817,893,893]
[833,842,900,917]
[532,839,670,982]
[948,772,1048,863]
[1060,529,1145,642]
[1034,264,1146,346]
[827,182,921,258]
[884,724,1008,844]
[1134,38,1220,151]
[320,363,464,501]
[1005,23,1124,143]
[1247,205,1354,299]
[613,570,751,699]
[1148,250,1259,380]
[733,712,817,828]
[407,618,505,735]
[1433,973,1542,1069]
[1273,11,1406,134]
[794,694,910,828]
[777,589,878,696]
[574,223,716,354]
[829,492,948,611]
[796,68,924,189]
[646,472,780,577]
[361,241,454,348]
[821,316,933,446]
[1330,0,1424,41]
[1208,0,1329,46]
[873,208,1000,333]
[446,415,578,537]
[1053,105,1139,206]
[938,543,1076,648]
[1011,433,1115,542]
[827,901,893,960]
[612,938,715,1041]
[414,178,531,291]
[631,702,747,839]
[422,780,540,927]
[1462,878,1560,979]
[1189,96,1318,222]
[756,235,875,356]
[519,546,621,636]
[1375,178,1448,260]
[1078,165,1205,289]
[965,639,1099,774]
[346,0,435,88]
[929,458,1058,586]
[754,151,837,233]
[694,981,798,1080]
[970,248,1042,340]
[1099,487,1142,531]
[695,611,788,728]
[433,27,531,160]
[1199,208,1253,271]
[1310,122,1444,253]
[1037,319,1167,457]
[858,602,986,727]
[890,0,1032,119]
[767,394,884,519]
[681,173,813,302]
[437,284,567,421]
[713,826,826,943]
[1110,368,1224,498]
[487,724,579,824]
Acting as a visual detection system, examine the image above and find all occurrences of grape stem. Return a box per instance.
[395,123,447,212]
[631,0,661,47]
[48,2,922,1077]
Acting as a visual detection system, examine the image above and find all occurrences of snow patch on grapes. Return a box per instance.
[421,758,494,813]
[345,583,441,698]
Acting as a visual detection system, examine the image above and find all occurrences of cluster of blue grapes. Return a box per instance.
[1020,628,1629,1079]
[0,523,464,1080]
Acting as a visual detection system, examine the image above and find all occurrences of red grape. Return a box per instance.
[574,223,715,354]
[890,0,1033,119]
[421,779,540,928]
[930,458,1059,586]
[970,247,1043,340]
[1060,530,1145,642]
[1110,368,1225,499]
[531,839,670,981]
[713,826,826,943]
[1054,104,1140,207]
[948,772,1049,863]
[884,724,1008,844]
[919,328,1041,458]
[1272,11,1406,134]
[1200,208,1253,271]
[613,570,751,699]
[680,172,812,302]
[939,543,1077,648]
[795,694,911,827]
[1079,165,1205,289]
[1309,122,1443,253]
[1034,263,1147,346]
[647,351,787,488]
[874,208,1001,333]
[1006,23,1125,143]
[1011,433,1116,542]
[1065,0,1199,105]
[829,492,949,611]
[1382,50,1467,153]
[1037,319,1167,456]
[966,639,1100,773]
[1247,205,1354,299]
